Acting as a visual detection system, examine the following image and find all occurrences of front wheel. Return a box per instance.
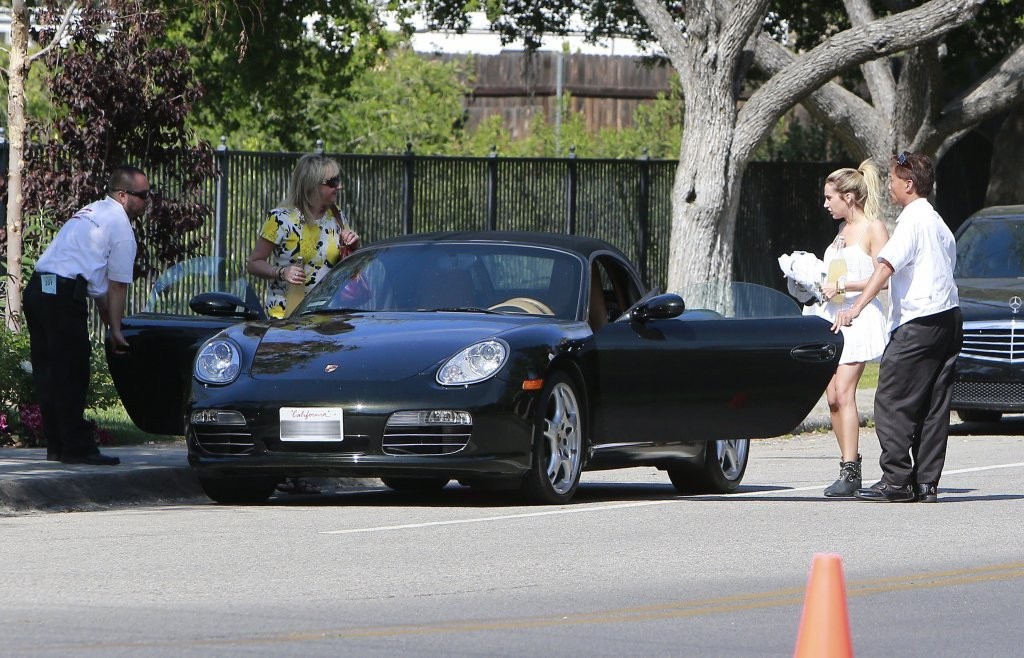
[668,438,750,494]
[198,475,278,505]
[519,372,585,504]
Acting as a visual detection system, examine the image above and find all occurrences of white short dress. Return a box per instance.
[807,238,889,365]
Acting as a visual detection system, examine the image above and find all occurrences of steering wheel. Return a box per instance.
[488,297,555,315]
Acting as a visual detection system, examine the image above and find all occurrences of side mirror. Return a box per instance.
[629,293,685,322]
[189,292,263,320]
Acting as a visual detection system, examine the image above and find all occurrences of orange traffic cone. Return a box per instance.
[794,553,853,658]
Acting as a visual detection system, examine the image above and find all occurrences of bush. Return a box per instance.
[0,326,120,447]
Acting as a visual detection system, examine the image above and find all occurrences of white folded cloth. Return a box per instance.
[778,251,825,304]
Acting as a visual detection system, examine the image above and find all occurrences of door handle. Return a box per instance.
[791,343,838,362]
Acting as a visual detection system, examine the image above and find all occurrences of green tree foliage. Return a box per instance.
[331,48,475,154]
[156,0,398,152]
[0,47,51,132]
[21,0,214,279]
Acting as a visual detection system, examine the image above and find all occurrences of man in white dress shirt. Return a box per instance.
[831,152,962,503]
[23,166,149,465]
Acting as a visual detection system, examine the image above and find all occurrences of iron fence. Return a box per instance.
[2,142,842,329]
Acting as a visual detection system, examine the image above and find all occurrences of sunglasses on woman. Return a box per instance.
[321,175,341,188]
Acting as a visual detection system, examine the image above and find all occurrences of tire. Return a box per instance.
[198,475,277,505]
[668,438,750,494]
[957,409,1002,423]
[380,477,450,492]
[519,372,585,504]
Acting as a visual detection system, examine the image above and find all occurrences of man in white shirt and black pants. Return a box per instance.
[23,166,150,465]
[831,152,962,503]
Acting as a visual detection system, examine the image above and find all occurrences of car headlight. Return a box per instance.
[437,340,508,386]
[194,338,242,385]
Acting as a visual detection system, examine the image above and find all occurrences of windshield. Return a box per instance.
[299,242,586,320]
[954,216,1024,279]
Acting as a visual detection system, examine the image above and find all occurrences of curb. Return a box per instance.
[0,465,204,515]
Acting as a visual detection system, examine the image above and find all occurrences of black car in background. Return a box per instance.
[107,232,842,504]
[952,206,1024,422]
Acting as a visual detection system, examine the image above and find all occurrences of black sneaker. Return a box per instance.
[914,483,938,503]
[854,480,915,502]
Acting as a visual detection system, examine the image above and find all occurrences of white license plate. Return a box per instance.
[279,407,344,442]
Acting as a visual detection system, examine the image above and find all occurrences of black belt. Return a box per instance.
[32,271,88,302]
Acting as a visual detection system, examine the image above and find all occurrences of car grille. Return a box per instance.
[192,427,256,455]
[960,321,1023,364]
[382,418,472,456]
[953,381,1024,408]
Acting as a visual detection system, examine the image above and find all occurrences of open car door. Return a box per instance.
[105,257,265,435]
[591,282,842,445]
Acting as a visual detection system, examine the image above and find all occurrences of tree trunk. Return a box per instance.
[668,111,745,291]
[4,0,30,332]
[986,105,1024,206]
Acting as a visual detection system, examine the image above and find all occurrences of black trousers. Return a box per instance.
[873,307,963,487]
[22,272,96,458]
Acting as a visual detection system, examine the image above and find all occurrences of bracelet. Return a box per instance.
[276,266,284,281]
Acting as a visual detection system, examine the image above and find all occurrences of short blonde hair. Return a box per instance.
[283,154,340,220]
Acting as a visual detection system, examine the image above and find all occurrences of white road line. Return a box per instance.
[319,461,1024,535]
[320,500,680,534]
[943,462,1024,475]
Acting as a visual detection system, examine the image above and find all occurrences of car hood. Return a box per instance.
[957,278,1024,322]
[248,312,542,381]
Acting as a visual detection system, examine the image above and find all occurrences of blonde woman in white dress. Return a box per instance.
[813,160,890,497]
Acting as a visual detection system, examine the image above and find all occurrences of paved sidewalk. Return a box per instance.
[1,389,877,515]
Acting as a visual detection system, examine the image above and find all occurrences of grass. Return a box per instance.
[859,362,879,389]
[87,402,182,445]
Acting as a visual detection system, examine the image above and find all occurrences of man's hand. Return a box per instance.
[108,326,131,355]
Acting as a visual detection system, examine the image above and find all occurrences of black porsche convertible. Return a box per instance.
[108,232,842,504]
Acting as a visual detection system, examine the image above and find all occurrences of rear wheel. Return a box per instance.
[519,372,585,504]
[957,409,1002,423]
[668,438,750,494]
[198,475,278,505]
[381,477,450,492]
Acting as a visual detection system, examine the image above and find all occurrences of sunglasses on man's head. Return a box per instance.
[115,188,151,200]
[321,175,341,188]
[897,151,909,166]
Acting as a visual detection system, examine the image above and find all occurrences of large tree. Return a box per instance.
[427,0,1022,289]
[2,0,215,328]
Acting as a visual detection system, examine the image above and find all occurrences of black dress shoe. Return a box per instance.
[854,480,916,502]
[60,452,121,466]
[914,483,938,503]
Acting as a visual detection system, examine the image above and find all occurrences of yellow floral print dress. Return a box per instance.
[259,207,345,318]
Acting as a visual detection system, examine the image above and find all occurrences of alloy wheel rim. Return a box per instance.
[715,438,749,481]
[542,382,582,495]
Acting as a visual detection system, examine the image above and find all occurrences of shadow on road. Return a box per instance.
[950,414,1024,436]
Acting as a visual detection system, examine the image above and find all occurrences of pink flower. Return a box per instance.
[0,414,7,432]
[17,403,45,439]
[89,420,114,446]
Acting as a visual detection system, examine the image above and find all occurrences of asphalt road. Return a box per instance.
[2,421,1022,657]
